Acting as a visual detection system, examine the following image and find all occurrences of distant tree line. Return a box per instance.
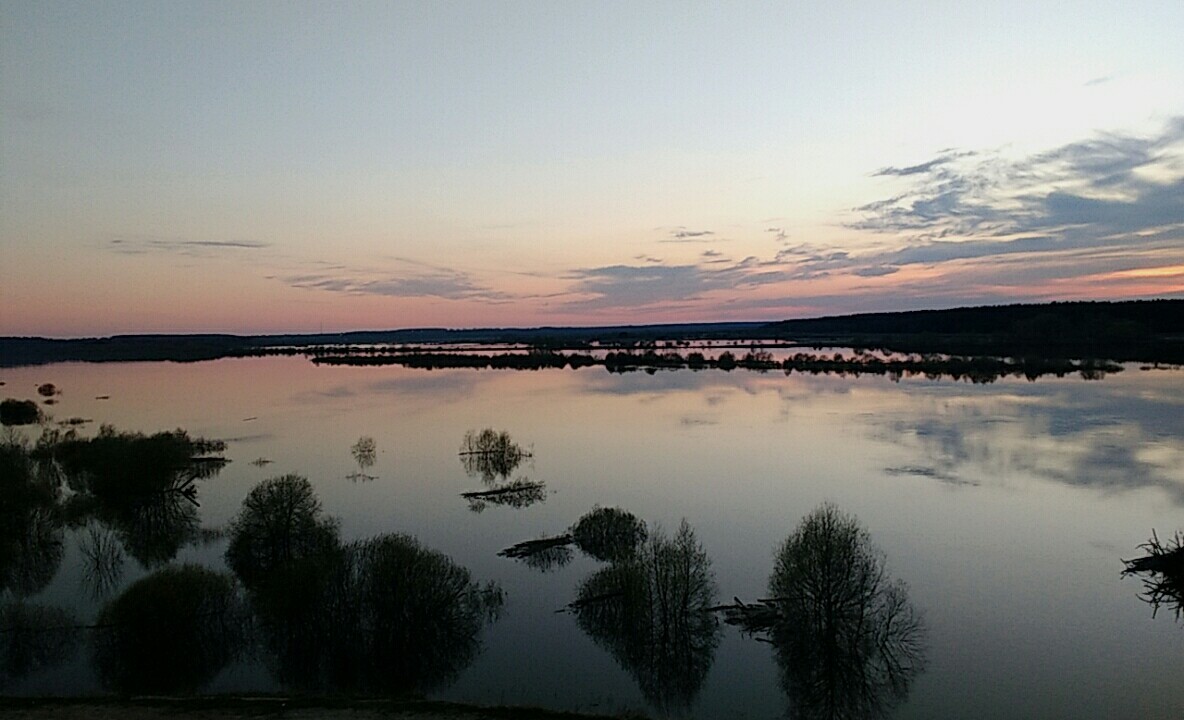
[310,348,1124,383]
[5,300,1183,367]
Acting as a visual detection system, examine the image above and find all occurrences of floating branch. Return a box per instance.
[499,533,574,559]
[461,479,546,500]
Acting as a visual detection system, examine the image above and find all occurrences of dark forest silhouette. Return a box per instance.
[4,300,1182,367]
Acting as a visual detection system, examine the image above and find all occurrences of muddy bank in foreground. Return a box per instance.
[0,698,645,720]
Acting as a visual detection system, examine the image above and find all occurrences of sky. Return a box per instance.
[2,1,1183,337]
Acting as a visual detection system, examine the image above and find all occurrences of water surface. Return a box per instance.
[2,356,1183,718]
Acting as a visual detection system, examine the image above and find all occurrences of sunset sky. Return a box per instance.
[2,1,1182,337]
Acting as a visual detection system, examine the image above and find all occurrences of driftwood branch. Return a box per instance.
[709,597,791,633]
[461,480,546,499]
[499,533,573,559]
[557,590,626,614]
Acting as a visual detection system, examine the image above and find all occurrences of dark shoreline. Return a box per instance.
[0,696,645,719]
[3,299,1183,368]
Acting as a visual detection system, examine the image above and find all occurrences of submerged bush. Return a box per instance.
[337,533,505,693]
[0,399,40,426]
[227,475,504,694]
[46,425,226,499]
[571,507,648,562]
[92,564,244,694]
[459,428,530,483]
[0,602,80,687]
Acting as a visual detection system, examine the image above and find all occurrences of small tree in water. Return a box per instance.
[767,503,925,720]
[225,474,340,592]
[459,428,530,483]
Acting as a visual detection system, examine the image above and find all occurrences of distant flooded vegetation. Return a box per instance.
[311,348,1124,383]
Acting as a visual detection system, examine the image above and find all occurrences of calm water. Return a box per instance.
[3,356,1184,718]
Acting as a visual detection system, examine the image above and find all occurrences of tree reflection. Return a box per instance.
[227,476,504,694]
[91,564,245,695]
[0,439,64,598]
[0,602,80,688]
[42,426,226,568]
[78,526,124,601]
[570,520,720,716]
[462,477,547,512]
[94,487,202,568]
[459,428,531,484]
[723,503,926,719]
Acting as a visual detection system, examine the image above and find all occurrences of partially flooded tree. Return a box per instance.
[332,533,505,694]
[351,436,377,469]
[459,428,531,484]
[570,520,720,716]
[571,507,648,562]
[91,564,245,695]
[0,399,41,426]
[40,426,226,567]
[46,425,225,500]
[225,474,340,592]
[248,533,503,694]
[722,503,926,720]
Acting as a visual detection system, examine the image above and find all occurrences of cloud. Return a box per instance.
[661,227,719,243]
[555,119,1184,318]
[872,150,975,177]
[108,237,270,256]
[854,118,1184,237]
[561,257,794,312]
[284,261,513,302]
[800,117,1184,284]
[853,265,900,277]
